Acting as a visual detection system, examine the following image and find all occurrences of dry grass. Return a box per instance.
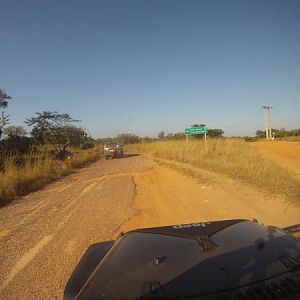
[0,147,102,203]
[128,139,300,202]
[276,136,300,142]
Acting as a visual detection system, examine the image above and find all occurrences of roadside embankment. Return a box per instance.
[127,139,300,204]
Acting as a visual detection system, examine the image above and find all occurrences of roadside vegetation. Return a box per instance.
[256,128,300,139]
[128,139,300,203]
[0,147,102,203]
[0,88,102,204]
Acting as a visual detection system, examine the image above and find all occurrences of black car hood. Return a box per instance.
[65,219,300,300]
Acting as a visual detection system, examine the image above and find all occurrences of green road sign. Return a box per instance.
[185,126,208,135]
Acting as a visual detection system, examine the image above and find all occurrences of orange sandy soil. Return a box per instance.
[252,141,300,179]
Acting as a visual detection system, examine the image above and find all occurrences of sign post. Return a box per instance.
[184,127,208,136]
[184,125,208,150]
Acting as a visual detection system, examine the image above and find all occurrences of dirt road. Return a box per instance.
[1,153,300,299]
[252,141,300,178]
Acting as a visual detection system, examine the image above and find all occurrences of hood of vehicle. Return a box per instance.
[70,220,300,300]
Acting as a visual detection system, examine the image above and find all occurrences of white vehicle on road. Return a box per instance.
[104,142,124,160]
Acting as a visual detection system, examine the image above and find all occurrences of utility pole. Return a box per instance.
[127,117,132,144]
[262,106,272,140]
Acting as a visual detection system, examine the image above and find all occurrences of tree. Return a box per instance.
[190,124,223,139]
[255,130,265,138]
[165,133,174,139]
[97,137,113,144]
[3,126,27,138]
[0,89,11,108]
[0,89,12,140]
[25,111,81,154]
[174,132,185,140]
[191,123,206,128]
[0,136,33,156]
[191,124,208,139]
[81,137,95,150]
[1,127,31,156]
[207,129,224,138]
[158,131,165,139]
[115,133,140,144]
[63,126,86,147]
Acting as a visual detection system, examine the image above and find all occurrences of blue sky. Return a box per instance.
[1,0,300,137]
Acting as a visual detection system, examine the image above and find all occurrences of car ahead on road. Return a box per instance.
[64,219,300,300]
[104,142,124,160]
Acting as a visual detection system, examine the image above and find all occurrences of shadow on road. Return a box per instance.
[117,153,140,159]
[0,198,13,208]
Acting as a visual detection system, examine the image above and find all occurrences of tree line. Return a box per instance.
[0,89,94,158]
[158,124,224,141]
[256,128,300,139]
[97,125,224,146]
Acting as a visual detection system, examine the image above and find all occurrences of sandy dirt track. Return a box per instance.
[1,153,300,299]
[252,141,300,178]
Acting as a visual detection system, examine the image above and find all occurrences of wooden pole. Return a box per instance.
[186,135,189,146]
[204,133,208,151]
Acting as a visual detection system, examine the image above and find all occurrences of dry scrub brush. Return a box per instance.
[0,147,102,203]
